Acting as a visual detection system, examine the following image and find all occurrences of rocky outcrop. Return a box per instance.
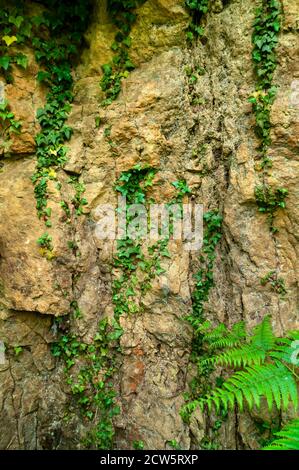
[0,0,298,449]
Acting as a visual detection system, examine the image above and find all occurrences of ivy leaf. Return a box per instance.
[122,36,132,48]
[252,50,261,62]
[111,42,119,51]
[273,21,280,32]
[32,15,44,27]
[15,53,28,69]
[37,70,50,82]
[9,15,24,28]
[0,56,11,71]
[2,35,18,46]
[124,59,135,70]
[102,63,112,75]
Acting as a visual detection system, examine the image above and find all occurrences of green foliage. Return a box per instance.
[182,316,299,422]
[188,211,222,326]
[167,439,181,450]
[0,0,91,246]
[181,211,222,406]
[133,440,144,449]
[201,320,246,350]
[37,232,53,250]
[14,345,23,357]
[250,0,281,157]
[100,1,146,106]
[0,99,21,151]
[255,184,288,231]
[68,176,88,216]
[114,164,156,204]
[171,179,192,202]
[248,87,277,156]
[37,232,54,258]
[185,0,209,41]
[249,2,286,230]
[250,2,286,225]
[252,0,281,91]
[260,270,287,296]
[0,2,32,82]
[52,317,122,449]
[263,419,299,450]
[31,4,91,230]
[113,165,168,319]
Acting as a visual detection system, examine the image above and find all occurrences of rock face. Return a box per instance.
[0,0,298,450]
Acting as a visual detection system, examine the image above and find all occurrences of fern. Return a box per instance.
[208,321,246,350]
[183,315,299,434]
[251,315,275,351]
[202,344,266,368]
[200,362,298,413]
[263,419,299,450]
[202,323,228,342]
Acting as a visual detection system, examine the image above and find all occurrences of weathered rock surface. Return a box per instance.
[0,0,298,450]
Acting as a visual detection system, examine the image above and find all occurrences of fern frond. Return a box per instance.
[270,333,299,365]
[203,323,227,342]
[200,362,298,413]
[202,344,266,367]
[207,321,246,350]
[251,315,275,351]
[192,320,212,337]
[263,419,299,450]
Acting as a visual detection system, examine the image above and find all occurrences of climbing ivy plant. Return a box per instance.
[0,2,31,82]
[183,210,223,409]
[52,317,123,449]
[0,2,29,154]
[0,0,91,242]
[249,0,288,230]
[185,0,210,41]
[0,99,21,152]
[100,0,146,106]
[113,164,177,320]
[31,0,91,232]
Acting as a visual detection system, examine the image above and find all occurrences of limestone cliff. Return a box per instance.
[0,0,298,450]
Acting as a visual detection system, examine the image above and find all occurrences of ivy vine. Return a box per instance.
[249,0,288,231]
[100,0,146,107]
[185,0,210,41]
[182,210,223,419]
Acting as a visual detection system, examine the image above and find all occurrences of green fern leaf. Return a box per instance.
[203,323,227,342]
[251,315,275,351]
[202,344,265,368]
[201,362,298,413]
[263,419,299,450]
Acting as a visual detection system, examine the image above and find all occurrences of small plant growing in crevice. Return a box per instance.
[260,270,287,296]
[13,345,23,357]
[133,440,144,450]
[255,184,288,232]
[37,232,54,259]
